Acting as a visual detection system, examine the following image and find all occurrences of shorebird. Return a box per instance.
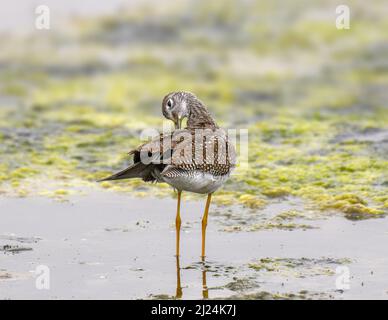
[99,91,236,258]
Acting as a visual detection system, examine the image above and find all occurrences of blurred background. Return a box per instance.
[0,0,387,219]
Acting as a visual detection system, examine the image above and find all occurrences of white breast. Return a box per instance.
[162,171,230,194]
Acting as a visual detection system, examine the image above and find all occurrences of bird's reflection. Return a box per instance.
[201,256,209,299]
[175,256,209,299]
[175,256,183,299]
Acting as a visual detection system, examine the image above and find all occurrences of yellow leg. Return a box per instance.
[175,256,182,299]
[201,193,212,259]
[175,191,182,257]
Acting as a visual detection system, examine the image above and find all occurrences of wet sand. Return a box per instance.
[1,192,388,299]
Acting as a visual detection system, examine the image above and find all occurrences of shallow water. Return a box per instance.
[1,192,387,299]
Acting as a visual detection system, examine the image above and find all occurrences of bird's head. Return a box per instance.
[162,91,197,129]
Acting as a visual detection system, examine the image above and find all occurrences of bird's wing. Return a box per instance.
[98,128,237,182]
[98,132,177,182]
[168,128,237,176]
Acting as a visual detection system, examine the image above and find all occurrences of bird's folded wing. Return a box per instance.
[127,129,236,175]
[100,129,236,182]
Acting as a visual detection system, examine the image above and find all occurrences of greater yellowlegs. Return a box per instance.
[99,91,236,258]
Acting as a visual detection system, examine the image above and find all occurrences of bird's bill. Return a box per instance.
[175,117,183,129]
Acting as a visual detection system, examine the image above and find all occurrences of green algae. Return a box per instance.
[237,194,267,209]
[249,257,352,278]
[248,222,315,232]
[224,278,259,292]
[224,290,330,300]
[273,210,307,221]
[220,202,317,233]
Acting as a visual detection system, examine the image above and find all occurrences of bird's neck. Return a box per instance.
[187,101,218,129]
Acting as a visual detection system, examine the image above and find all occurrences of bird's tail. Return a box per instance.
[97,163,148,182]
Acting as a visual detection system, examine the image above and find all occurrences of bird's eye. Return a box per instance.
[166,98,173,108]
